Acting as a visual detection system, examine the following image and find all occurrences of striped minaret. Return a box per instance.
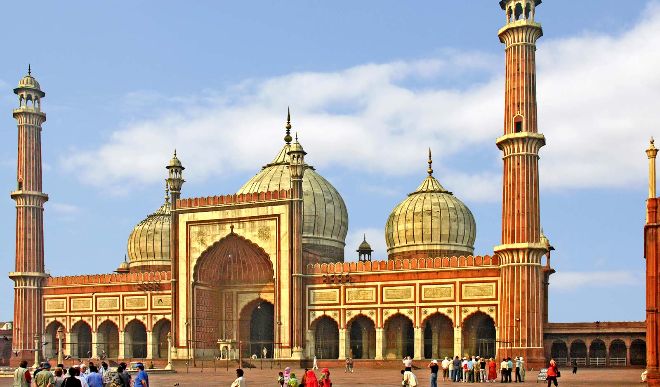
[9,66,48,365]
[494,1,548,369]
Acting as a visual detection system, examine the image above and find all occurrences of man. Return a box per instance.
[514,357,522,383]
[34,362,55,387]
[480,356,487,382]
[13,360,31,387]
[428,359,439,387]
[73,366,89,387]
[474,356,481,383]
[467,357,474,383]
[231,368,246,387]
[441,357,450,381]
[506,357,514,383]
[134,363,149,387]
[452,356,462,382]
[85,365,103,387]
[262,346,268,359]
[500,358,508,383]
[403,356,413,371]
[312,355,319,370]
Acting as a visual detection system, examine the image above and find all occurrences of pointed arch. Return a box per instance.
[45,321,65,360]
[124,319,147,359]
[384,313,414,359]
[152,319,171,359]
[97,320,119,359]
[348,315,376,359]
[311,316,339,359]
[423,312,454,359]
[239,298,274,359]
[462,311,495,358]
[71,320,92,359]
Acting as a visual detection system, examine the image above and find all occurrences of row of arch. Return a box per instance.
[506,2,536,23]
[550,339,646,366]
[44,319,171,360]
[310,311,496,359]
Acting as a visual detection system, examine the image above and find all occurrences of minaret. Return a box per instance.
[166,150,185,210]
[9,66,48,365]
[494,0,547,367]
[165,151,184,350]
[645,137,660,386]
[357,234,373,262]
[287,113,306,359]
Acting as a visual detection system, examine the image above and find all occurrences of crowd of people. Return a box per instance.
[12,359,150,387]
[274,366,332,387]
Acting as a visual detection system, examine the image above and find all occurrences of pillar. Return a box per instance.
[454,327,462,357]
[645,139,660,385]
[306,330,315,359]
[91,331,99,359]
[146,331,154,359]
[165,333,173,370]
[375,328,384,360]
[117,331,125,360]
[57,327,63,365]
[33,334,40,368]
[338,328,347,359]
[65,332,73,360]
[414,327,423,360]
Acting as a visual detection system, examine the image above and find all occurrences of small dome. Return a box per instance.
[167,151,184,169]
[126,200,171,271]
[18,74,40,91]
[357,235,373,253]
[385,152,476,259]
[238,143,348,263]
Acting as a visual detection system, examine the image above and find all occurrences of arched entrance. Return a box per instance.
[570,340,587,364]
[462,312,495,358]
[609,339,627,366]
[348,315,376,359]
[124,320,147,359]
[71,321,92,359]
[153,319,171,359]
[97,320,119,359]
[44,321,65,360]
[239,299,274,359]
[384,314,414,359]
[550,340,568,364]
[312,316,339,359]
[589,339,606,366]
[630,339,646,366]
[423,313,453,359]
[194,231,275,353]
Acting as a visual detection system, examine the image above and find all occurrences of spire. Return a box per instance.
[27,64,31,76]
[284,107,293,144]
[363,233,366,242]
[427,148,433,176]
[647,137,658,199]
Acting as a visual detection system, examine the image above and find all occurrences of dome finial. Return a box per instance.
[284,107,293,144]
[363,233,366,242]
[427,148,433,176]
[27,64,31,76]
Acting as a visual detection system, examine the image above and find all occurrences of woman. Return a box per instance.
[284,367,292,384]
[546,359,559,387]
[319,368,332,387]
[487,357,497,383]
[304,369,318,387]
[288,373,300,387]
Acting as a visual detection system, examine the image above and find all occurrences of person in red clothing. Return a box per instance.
[319,368,332,387]
[546,359,559,387]
[304,369,319,387]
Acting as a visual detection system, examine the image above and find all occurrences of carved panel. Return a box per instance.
[462,283,496,300]
[225,292,234,339]
[346,288,376,303]
[383,286,414,302]
[421,284,454,301]
[45,299,66,312]
[71,298,92,311]
[309,289,339,305]
[151,295,171,309]
[97,297,119,311]
[124,296,147,310]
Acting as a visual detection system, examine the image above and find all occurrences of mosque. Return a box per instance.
[5,0,648,370]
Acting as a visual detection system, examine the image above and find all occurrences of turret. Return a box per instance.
[166,150,185,209]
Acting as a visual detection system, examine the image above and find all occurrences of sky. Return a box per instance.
[0,0,655,323]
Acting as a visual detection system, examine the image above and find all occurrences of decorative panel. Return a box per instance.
[309,289,339,305]
[71,298,92,311]
[152,295,171,309]
[383,286,414,302]
[346,288,376,304]
[461,283,496,300]
[45,299,66,312]
[124,296,147,310]
[421,284,454,301]
[97,297,119,311]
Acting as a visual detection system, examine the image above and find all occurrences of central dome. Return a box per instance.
[238,142,348,263]
[385,151,476,259]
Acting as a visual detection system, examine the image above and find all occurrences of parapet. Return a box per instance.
[45,270,171,286]
[176,189,291,209]
[305,255,498,274]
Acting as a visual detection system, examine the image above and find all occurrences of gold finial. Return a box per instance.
[173,149,177,157]
[28,64,31,76]
[427,148,433,176]
[284,107,293,144]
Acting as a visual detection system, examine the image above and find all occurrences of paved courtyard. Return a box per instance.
[1,367,644,386]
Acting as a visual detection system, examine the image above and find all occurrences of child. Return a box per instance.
[277,371,285,386]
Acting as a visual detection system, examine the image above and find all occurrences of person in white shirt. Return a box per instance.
[402,369,417,386]
[231,368,246,387]
[441,357,450,381]
[403,356,413,371]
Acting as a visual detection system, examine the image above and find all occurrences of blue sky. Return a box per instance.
[0,0,655,322]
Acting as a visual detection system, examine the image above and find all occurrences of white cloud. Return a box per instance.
[65,4,660,199]
[552,270,643,292]
[49,202,81,215]
[345,227,388,262]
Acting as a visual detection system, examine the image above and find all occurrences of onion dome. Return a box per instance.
[126,187,172,271]
[237,111,348,263]
[357,234,373,253]
[385,149,476,259]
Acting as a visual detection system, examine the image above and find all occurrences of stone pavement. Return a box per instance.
[0,367,645,386]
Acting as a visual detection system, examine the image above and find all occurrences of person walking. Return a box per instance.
[453,356,462,382]
[480,357,487,382]
[488,358,497,383]
[35,362,55,387]
[304,369,318,387]
[441,357,450,382]
[428,359,439,387]
[13,360,31,387]
[506,357,514,383]
[134,363,149,387]
[571,359,577,375]
[402,369,418,387]
[500,358,507,383]
[546,359,559,387]
[231,368,246,387]
[313,355,319,370]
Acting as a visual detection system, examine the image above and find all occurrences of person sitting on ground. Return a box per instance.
[231,368,245,387]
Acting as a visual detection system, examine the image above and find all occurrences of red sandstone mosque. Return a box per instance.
[3,0,651,373]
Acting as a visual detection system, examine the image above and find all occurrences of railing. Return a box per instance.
[589,357,606,367]
[572,357,587,366]
[554,357,568,366]
[610,357,627,366]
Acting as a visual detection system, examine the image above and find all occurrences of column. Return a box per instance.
[65,332,73,359]
[146,331,154,359]
[165,333,173,370]
[118,331,125,360]
[33,334,40,369]
[414,327,423,360]
[91,331,99,359]
[338,328,347,359]
[306,330,315,359]
[454,327,462,357]
[57,328,64,365]
[375,328,384,360]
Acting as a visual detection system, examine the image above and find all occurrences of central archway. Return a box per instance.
[124,320,147,359]
[384,314,414,359]
[348,315,376,359]
[239,299,274,358]
[462,312,495,358]
[312,316,339,359]
[71,321,92,359]
[45,321,65,360]
[97,320,119,359]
